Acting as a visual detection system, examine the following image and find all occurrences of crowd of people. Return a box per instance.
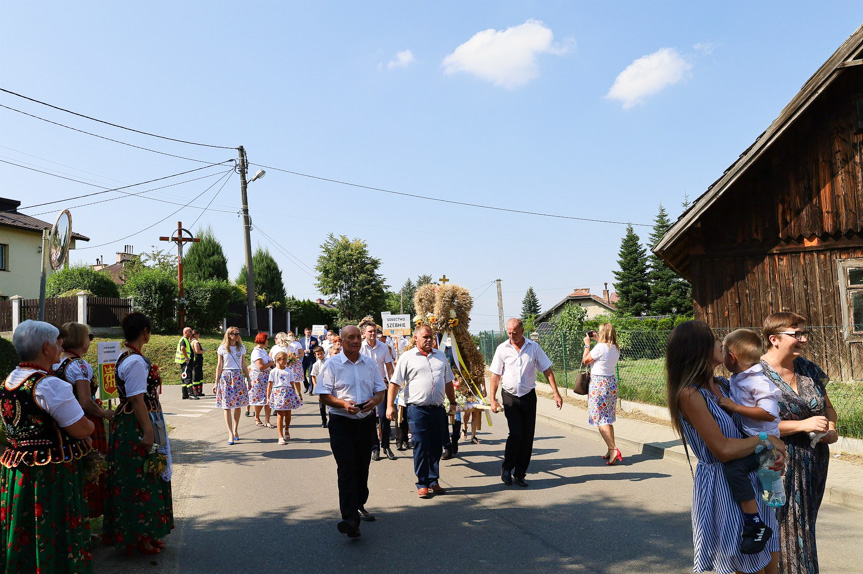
[0,309,839,573]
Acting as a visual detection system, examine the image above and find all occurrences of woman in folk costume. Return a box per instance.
[53,322,115,521]
[1,320,95,573]
[103,312,174,555]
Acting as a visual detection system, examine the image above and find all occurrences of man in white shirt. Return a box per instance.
[488,318,563,487]
[360,320,395,461]
[321,330,335,354]
[316,325,386,538]
[387,325,457,499]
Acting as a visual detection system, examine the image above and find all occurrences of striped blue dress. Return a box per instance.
[680,383,779,574]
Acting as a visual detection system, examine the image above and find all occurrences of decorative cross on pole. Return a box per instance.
[159,221,200,330]
[438,274,450,285]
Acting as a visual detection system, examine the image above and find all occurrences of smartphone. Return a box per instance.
[355,401,369,410]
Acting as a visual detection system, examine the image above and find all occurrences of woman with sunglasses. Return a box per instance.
[54,322,115,521]
[761,313,837,574]
[213,327,250,444]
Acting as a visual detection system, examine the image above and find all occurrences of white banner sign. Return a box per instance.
[311,324,327,337]
[383,314,412,336]
[97,341,122,364]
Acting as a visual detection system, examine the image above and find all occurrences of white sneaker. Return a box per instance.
[278,437,287,445]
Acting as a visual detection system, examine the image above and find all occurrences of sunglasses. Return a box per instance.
[776,330,809,341]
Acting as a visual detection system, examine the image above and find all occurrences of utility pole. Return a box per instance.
[496,278,505,334]
[238,146,258,332]
[159,221,199,330]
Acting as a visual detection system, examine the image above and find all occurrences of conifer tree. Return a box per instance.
[185,226,229,282]
[236,247,287,308]
[612,225,651,316]
[521,287,541,320]
[647,204,692,315]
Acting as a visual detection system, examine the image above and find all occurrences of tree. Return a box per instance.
[521,287,541,320]
[46,265,120,298]
[315,234,388,324]
[612,224,651,316]
[185,279,244,332]
[286,297,338,330]
[236,248,287,309]
[138,246,176,273]
[121,266,178,333]
[387,275,434,317]
[647,204,692,315]
[184,226,228,282]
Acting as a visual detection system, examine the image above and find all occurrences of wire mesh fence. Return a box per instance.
[478,326,863,439]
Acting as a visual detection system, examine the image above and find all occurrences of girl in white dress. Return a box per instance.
[267,352,302,444]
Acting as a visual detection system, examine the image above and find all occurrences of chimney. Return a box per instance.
[603,282,610,304]
[316,298,324,304]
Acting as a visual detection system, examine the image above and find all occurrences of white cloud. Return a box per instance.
[606,48,692,108]
[387,50,416,70]
[442,19,568,89]
[693,42,715,55]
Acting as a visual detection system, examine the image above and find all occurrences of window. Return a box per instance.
[837,258,863,341]
[0,244,7,271]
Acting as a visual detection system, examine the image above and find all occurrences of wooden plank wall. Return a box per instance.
[693,247,863,381]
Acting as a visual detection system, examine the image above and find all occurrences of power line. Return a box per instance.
[251,162,651,227]
[30,170,236,217]
[188,168,234,229]
[253,225,317,277]
[0,88,234,150]
[77,170,235,250]
[0,104,221,164]
[0,146,126,185]
[5,160,233,211]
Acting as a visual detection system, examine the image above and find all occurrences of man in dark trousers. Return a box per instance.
[488,318,563,487]
[174,326,197,400]
[299,327,319,395]
[387,325,457,499]
[316,325,386,538]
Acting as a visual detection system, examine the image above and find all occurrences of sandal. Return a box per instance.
[255,420,264,427]
[471,436,480,444]
[265,423,276,429]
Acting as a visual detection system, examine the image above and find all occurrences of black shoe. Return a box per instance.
[514,476,529,488]
[372,450,380,461]
[358,507,376,522]
[501,468,513,486]
[441,449,452,460]
[337,520,361,538]
[190,393,199,400]
[181,387,189,400]
[396,442,407,451]
[741,523,772,554]
[321,422,328,428]
[384,448,396,460]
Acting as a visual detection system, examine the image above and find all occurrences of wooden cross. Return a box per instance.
[438,274,450,285]
[159,221,200,329]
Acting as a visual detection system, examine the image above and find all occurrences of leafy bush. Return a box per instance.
[0,337,18,382]
[185,280,244,332]
[285,297,338,331]
[46,265,120,298]
[121,267,178,333]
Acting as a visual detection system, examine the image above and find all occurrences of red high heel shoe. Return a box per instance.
[150,539,165,549]
[606,448,622,465]
[136,540,160,555]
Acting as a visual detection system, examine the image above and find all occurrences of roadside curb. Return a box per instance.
[533,392,863,513]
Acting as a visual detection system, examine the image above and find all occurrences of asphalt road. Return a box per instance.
[93,387,863,574]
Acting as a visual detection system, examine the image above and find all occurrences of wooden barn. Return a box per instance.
[654,25,863,381]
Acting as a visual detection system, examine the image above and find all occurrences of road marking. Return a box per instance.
[163,413,203,418]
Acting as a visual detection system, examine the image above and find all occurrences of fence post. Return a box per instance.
[561,331,569,390]
[267,305,274,338]
[286,311,291,334]
[77,291,89,325]
[10,295,22,331]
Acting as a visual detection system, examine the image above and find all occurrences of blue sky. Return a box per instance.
[1,2,859,331]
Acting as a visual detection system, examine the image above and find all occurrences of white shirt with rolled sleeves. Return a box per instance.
[315,353,386,420]
[730,363,782,437]
[360,339,393,382]
[489,338,553,398]
[391,347,454,407]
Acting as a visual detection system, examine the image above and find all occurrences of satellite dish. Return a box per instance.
[48,209,72,270]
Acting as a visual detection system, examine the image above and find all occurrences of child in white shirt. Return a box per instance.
[267,352,302,444]
[310,346,327,428]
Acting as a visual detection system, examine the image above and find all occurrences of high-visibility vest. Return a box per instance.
[175,337,191,364]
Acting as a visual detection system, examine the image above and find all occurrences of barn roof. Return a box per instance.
[654,24,863,278]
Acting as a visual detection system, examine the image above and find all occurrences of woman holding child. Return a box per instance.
[760,312,837,574]
[666,320,784,574]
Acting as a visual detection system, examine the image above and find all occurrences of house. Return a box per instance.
[653,25,863,380]
[536,284,618,323]
[92,245,137,286]
[0,197,89,299]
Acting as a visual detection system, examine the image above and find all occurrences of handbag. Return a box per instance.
[149,412,169,447]
[574,362,591,395]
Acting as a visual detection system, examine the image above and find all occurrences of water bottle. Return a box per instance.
[755,431,786,508]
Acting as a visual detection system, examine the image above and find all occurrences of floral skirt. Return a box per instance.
[588,374,618,426]
[103,411,174,547]
[270,386,303,411]
[84,414,108,518]
[1,461,93,573]
[248,369,270,406]
[215,370,249,409]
